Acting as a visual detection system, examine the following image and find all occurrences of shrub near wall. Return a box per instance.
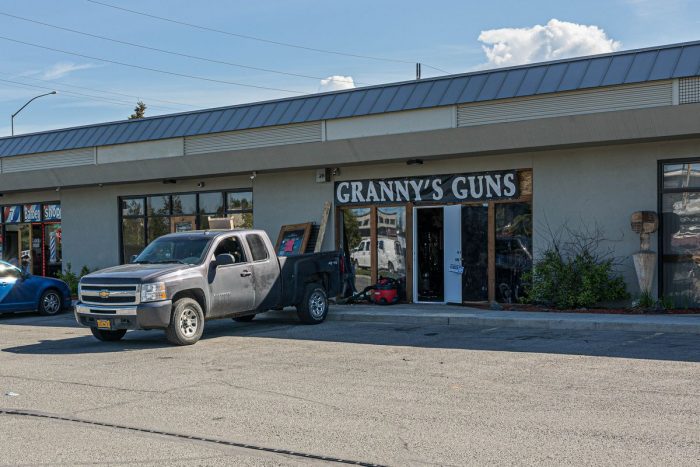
[524,225,629,309]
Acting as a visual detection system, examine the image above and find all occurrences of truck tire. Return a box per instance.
[296,283,328,324]
[233,314,255,322]
[38,289,63,316]
[166,298,204,346]
[90,328,127,342]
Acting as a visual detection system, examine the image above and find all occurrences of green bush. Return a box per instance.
[523,229,629,308]
[55,263,91,296]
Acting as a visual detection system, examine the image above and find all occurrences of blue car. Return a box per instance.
[0,260,72,315]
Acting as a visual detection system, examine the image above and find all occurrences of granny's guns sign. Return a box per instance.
[335,170,519,206]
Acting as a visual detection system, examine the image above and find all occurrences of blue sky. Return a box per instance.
[0,0,698,136]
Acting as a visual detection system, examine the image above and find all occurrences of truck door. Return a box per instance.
[245,233,281,310]
[209,235,255,317]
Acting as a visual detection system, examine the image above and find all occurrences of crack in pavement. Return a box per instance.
[0,408,386,466]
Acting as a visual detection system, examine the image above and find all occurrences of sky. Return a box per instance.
[0,0,698,136]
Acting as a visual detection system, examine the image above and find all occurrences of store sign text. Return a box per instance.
[335,170,519,205]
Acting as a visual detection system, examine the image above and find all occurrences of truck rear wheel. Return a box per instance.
[90,328,127,342]
[166,298,204,346]
[296,283,328,324]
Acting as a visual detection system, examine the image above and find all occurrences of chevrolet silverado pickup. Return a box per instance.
[75,230,344,345]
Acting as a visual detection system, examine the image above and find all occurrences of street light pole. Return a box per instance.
[11,91,57,136]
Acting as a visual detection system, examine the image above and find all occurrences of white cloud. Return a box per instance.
[319,75,355,92]
[478,19,621,68]
[42,62,97,80]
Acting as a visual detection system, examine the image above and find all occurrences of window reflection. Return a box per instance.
[662,190,700,305]
[663,163,700,189]
[343,208,371,293]
[377,207,406,299]
[495,202,533,303]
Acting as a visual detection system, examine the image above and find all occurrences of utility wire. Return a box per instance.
[0,35,305,94]
[87,0,452,75]
[0,11,360,85]
[0,77,181,111]
[0,70,196,109]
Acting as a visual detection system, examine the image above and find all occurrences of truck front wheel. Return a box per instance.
[296,283,329,324]
[166,298,204,346]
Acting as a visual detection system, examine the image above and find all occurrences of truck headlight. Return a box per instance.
[141,282,167,302]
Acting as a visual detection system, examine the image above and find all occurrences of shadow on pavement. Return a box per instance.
[2,312,699,362]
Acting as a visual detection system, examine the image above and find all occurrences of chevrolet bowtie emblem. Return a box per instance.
[99,289,110,299]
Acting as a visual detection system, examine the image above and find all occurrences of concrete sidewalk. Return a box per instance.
[271,304,700,334]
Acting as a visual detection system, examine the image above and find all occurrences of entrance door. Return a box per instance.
[415,208,444,302]
[444,205,463,304]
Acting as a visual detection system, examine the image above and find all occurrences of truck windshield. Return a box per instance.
[134,237,212,265]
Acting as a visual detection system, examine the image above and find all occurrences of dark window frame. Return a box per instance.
[118,189,253,263]
[657,157,700,298]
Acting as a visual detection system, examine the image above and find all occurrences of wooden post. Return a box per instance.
[405,204,413,303]
[314,201,332,253]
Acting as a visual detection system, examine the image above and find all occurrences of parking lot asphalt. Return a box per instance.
[0,310,698,466]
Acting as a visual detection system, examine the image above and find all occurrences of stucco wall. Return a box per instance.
[252,169,335,252]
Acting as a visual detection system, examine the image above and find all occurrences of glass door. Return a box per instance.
[415,207,444,302]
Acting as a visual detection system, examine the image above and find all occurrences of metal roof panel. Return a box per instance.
[625,50,658,83]
[515,66,547,96]
[183,112,211,136]
[558,60,590,91]
[537,63,568,93]
[198,110,226,134]
[648,48,682,80]
[210,108,243,133]
[250,103,276,128]
[579,57,611,88]
[291,96,321,122]
[477,71,508,101]
[404,81,435,109]
[353,88,383,115]
[264,100,291,126]
[307,94,336,120]
[672,44,700,77]
[422,79,451,107]
[459,74,488,102]
[322,93,351,119]
[496,69,527,99]
[336,90,367,117]
[386,85,417,112]
[601,54,635,86]
[438,77,469,105]
[369,86,400,113]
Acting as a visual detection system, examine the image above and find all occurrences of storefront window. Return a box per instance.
[377,207,407,297]
[120,190,252,262]
[495,202,533,303]
[343,207,371,293]
[661,185,700,305]
[0,202,61,277]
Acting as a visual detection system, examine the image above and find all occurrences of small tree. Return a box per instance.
[129,101,147,119]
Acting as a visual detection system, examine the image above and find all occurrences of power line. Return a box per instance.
[86,0,452,75]
[0,70,196,109]
[0,35,306,94]
[0,11,360,85]
[0,77,182,111]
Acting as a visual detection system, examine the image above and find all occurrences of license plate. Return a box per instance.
[96,319,111,330]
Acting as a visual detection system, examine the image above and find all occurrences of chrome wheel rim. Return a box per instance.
[43,293,60,314]
[309,291,326,319]
[179,308,198,338]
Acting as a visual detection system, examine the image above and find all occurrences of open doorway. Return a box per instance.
[416,208,444,302]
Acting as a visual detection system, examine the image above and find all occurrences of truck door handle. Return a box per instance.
[240,270,252,277]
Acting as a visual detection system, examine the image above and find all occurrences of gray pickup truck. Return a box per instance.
[75,230,344,345]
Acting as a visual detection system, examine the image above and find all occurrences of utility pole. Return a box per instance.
[11,91,57,136]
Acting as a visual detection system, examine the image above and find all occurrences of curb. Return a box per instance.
[317,310,700,334]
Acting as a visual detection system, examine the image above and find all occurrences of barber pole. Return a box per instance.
[49,232,57,264]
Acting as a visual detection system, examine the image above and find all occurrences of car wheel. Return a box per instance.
[38,289,62,316]
[166,298,204,346]
[233,314,255,322]
[296,283,328,324]
[90,328,127,342]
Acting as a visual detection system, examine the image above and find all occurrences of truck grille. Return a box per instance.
[80,284,140,305]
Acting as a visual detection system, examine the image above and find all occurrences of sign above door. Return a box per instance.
[335,170,519,206]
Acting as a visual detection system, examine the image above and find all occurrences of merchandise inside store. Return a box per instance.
[0,203,62,277]
[337,170,532,304]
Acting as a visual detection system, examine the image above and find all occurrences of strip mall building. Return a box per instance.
[2,41,700,305]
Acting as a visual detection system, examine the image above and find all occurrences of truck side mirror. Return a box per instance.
[214,253,235,267]
[130,255,138,263]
